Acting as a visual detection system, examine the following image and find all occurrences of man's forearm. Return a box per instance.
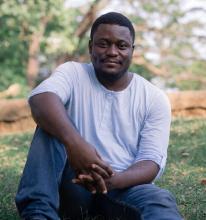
[106,160,159,190]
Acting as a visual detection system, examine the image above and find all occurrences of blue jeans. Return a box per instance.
[16,127,182,220]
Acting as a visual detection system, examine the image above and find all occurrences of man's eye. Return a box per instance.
[97,42,109,48]
[118,43,128,50]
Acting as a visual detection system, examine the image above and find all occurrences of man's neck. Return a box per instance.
[96,72,133,91]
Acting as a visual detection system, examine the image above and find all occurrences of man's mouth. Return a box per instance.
[102,59,121,64]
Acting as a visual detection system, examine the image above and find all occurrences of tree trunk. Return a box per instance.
[26,33,41,88]
[57,0,110,64]
[26,16,51,88]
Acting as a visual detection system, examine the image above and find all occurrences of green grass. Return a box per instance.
[0,133,32,220]
[0,118,206,220]
[157,118,206,220]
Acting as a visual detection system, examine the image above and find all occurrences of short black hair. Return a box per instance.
[90,12,135,43]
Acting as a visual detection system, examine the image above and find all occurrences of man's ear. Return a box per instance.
[88,40,92,54]
[131,44,135,56]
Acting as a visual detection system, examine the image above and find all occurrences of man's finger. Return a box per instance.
[72,176,97,194]
[95,150,114,177]
[78,174,94,182]
[91,164,110,178]
[91,171,107,194]
[95,160,114,177]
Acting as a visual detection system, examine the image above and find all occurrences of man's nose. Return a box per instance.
[106,44,118,56]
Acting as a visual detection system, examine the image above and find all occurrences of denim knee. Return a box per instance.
[112,184,182,220]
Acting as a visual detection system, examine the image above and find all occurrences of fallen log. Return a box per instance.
[167,90,206,117]
[0,84,21,99]
[0,99,35,135]
[0,91,206,134]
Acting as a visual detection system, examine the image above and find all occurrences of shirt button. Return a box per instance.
[107,93,112,99]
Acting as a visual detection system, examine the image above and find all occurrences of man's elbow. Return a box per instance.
[29,95,44,125]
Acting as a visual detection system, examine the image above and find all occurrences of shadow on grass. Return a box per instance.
[0,166,21,220]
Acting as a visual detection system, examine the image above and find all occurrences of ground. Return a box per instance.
[0,118,206,220]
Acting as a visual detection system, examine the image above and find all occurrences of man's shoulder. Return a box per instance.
[132,73,169,104]
[132,73,161,92]
[56,61,91,73]
[53,61,93,83]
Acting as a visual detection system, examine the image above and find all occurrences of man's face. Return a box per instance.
[89,24,134,81]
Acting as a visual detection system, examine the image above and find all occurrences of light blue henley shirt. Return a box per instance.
[29,61,171,179]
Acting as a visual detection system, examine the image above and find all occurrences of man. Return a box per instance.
[16,12,182,220]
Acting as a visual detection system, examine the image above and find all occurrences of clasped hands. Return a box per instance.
[72,163,115,194]
[67,140,118,194]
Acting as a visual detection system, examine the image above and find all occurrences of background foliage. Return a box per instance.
[0,0,206,92]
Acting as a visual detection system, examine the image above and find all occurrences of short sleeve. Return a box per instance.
[29,62,76,104]
[134,91,171,179]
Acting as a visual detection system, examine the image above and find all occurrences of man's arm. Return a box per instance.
[29,92,113,177]
[105,160,159,190]
[73,160,158,192]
